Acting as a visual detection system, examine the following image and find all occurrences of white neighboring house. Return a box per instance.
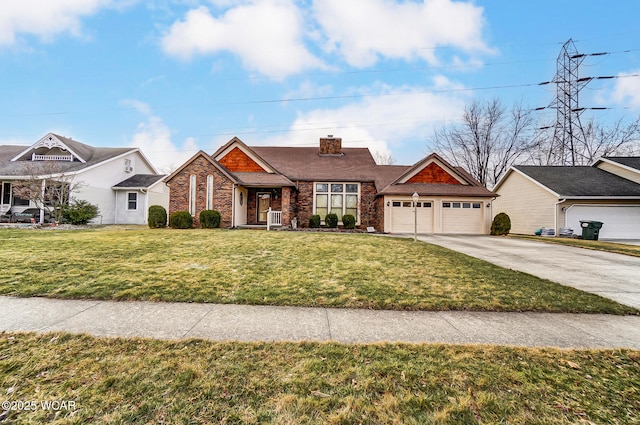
[0,132,168,224]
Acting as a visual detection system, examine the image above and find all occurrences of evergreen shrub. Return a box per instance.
[169,211,193,229]
[199,210,221,228]
[148,205,167,228]
[491,212,511,236]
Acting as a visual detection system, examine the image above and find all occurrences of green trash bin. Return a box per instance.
[580,220,603,241]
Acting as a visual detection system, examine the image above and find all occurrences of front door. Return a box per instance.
[257,193,270,223]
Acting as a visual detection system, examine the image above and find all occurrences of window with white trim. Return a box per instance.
[189,175,196,215]
[314,182,359,222]
[206,175,214,210]
[127,192,138,210]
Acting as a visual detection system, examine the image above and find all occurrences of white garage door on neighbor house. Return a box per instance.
[566,205,640,239]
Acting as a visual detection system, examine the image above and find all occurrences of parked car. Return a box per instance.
[11,208,53,223]
[0,209,12,223]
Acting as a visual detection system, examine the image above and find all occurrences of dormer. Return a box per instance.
[11,133,88,163]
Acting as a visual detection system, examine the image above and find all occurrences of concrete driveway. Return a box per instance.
[415,235,640,310]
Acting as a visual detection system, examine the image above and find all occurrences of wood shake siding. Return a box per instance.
[407,162,461,184]
[218,147,265,172]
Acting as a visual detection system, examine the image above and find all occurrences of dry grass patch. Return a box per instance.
[1,332,639,424]
[0,228,636,314]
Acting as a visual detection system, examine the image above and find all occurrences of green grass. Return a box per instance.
[0,228,635,314]
[513,235,640,257]
[1,332,639,424]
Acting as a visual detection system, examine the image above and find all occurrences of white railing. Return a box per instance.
[266,208,282,231]
[32,153,73,162]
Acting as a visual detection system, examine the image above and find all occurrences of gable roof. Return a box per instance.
[597,156,640,172]
[112,174,166,190]
[163,150,239,184]
[378,153,494,197]
[212,137,278,174]
[12,133,95,163]
[0,133,138,178]
[510,165,640,198]
[391,153,469,185]
[164,136,494,197]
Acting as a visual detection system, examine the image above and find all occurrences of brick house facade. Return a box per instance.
[164,136,495,233]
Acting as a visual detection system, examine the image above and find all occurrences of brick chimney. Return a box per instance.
[319,135,342,155]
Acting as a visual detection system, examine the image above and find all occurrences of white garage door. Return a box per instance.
[442,201,484,234]
[566,205,640,239]
[390,201,433,233]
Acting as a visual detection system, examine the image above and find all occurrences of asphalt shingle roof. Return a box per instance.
[514,165,640,197]
[252,147,380,183]
[603,156,640,171]
[0,143,134,177]
[379,183,495,197]
[232,172,294,187]
[113,174,166,189]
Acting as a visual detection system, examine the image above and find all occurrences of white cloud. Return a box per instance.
[124,101,199,173]
[162,1,323,77]
[256,80,465,164]
[121,98,152,116]
[0,1,131,46]
[313,0,489,68]
[608,70,640,110]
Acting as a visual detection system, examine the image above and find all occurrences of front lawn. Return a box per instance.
[0,228,635,314]
[1,332,638,424]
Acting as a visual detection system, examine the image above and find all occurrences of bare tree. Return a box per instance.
[529,116,640,165]
[430,98,537,188]
[372,150,396,165]
[11,162,84,223]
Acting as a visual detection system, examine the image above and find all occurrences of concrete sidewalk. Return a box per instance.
[2,296,639,349]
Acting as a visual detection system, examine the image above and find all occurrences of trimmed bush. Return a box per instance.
[309,215,321,228]
[491,212,511,236]
[199,210,221,229]
[169,211,193,229]
[148,205,167,228]
[342,214,356,229]
[325,213,339,228]
[61,199,99,225]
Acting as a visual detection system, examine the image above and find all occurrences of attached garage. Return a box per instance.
[378,153,495,234]
[442,201,485,234]
[566,205,640,239]
[389,200,433,233]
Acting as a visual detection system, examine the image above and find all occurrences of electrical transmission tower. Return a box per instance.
[549,39,590,166]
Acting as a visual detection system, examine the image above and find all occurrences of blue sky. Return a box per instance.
[1,0,639,172]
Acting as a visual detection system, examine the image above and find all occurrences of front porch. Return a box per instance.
[236,209,284,230]
[233,186,294,229]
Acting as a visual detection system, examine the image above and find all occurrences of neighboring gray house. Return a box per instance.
[0,132,168,225]
[493,157,640,239]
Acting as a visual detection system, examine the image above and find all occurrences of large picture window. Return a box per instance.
[314,182,359,222]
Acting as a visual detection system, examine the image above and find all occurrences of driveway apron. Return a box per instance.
[415,235,640,309]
